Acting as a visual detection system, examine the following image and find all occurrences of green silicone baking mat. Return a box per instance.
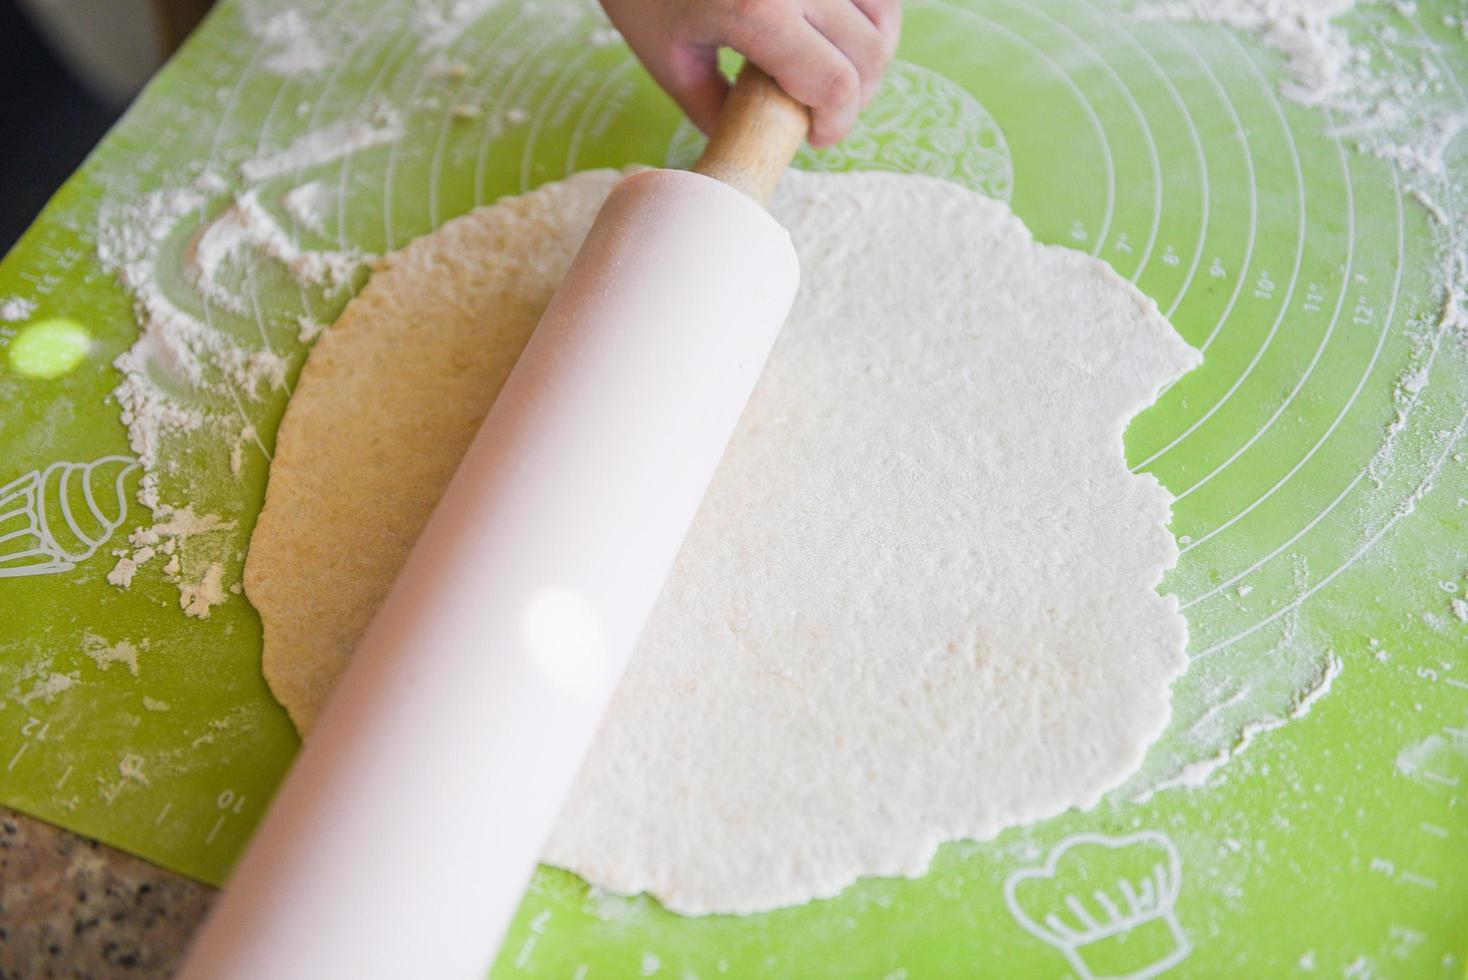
[1,0,1465,974]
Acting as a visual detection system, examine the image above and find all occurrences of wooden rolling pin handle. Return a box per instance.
[693,63,811,205]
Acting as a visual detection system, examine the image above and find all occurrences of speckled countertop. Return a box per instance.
[0,808,211,979]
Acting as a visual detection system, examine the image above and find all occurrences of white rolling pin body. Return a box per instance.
[178,168,799,979]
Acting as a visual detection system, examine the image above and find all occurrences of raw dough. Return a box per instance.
[245,168,1199,915]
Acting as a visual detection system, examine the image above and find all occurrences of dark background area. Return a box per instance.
[0,0,123,253]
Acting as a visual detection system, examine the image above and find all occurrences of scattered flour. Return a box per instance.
[241,111,404,182]
[105,553,145,588]
[97,180,220,470]
[106,504,237,617]
[150,503,236,540]
[192,189,371,309]
[295,314,327,344]
[1395,732,1468,781]
[97,100,406,613]
[229,425,258,477]
[118,753,150,786]
[180,561,229,619]
[415,0,500,51]
[247,7,330,77]
[81,632,141,676]
[0,296,36,322]
[142,696,171,712]
[1138,0,1359,102]
[282,180,330,235]
[20,672,76,706]
[1134,652,1342,799]
[587,27,622,47]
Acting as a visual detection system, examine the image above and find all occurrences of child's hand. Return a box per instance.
[600,0,901,148]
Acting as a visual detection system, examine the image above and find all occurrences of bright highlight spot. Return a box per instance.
[522,589,607,699]
[8,318,92,379]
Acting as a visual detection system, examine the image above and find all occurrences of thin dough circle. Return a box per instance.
[245,168,1199,915]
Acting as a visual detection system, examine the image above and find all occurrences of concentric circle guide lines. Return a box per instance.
[434,8,535,219]
[1172,112,1358,504]
[564,58,636,175]
[521,39,603,192]
[423,14,513,230]
[1148,21,1258,398]
[1091,4,1210,320]
[1009,0,1164,283]
[928,0,1118,259]
[1177,164,1402,558]
[335,11,420,254]
[239,0,347,404]
[1194,401,1467,659]
[295,0,402,341]
[382,19,469,252]
[195,2,286,466]
[472,17,566,207]
[1179,183,1435,625]
[1186,92,1458,642]
[1129,29,1310,474]
[378,19,454,251]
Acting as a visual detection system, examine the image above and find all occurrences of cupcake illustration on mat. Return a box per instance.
[0,455,139,578]
[1004,832,1190,980]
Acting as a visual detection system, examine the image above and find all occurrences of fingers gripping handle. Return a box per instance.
[693,63,811,205]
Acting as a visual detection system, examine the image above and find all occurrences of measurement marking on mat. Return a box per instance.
[54,765,73,789]
[205,815,226,845]
[514,906,551,966]
[1444,677,1468,691]
[1387,924,1428,959]
[1420,823,1449,838]
[6,743,28,772]
[1419,770,1460,788]
[155,801,173,826]
[1399,871,1438,890]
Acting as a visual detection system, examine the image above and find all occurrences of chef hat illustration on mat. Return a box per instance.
[1004,832,1190,980]
[0,456,138,578]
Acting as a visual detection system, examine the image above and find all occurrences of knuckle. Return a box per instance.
[727,0,779,36]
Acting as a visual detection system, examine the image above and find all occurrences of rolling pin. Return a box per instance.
[177,64,809,979]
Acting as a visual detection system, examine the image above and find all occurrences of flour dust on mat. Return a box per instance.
[245,169,1200,915]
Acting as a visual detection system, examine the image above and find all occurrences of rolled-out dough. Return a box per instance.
[245,168,1199,915]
